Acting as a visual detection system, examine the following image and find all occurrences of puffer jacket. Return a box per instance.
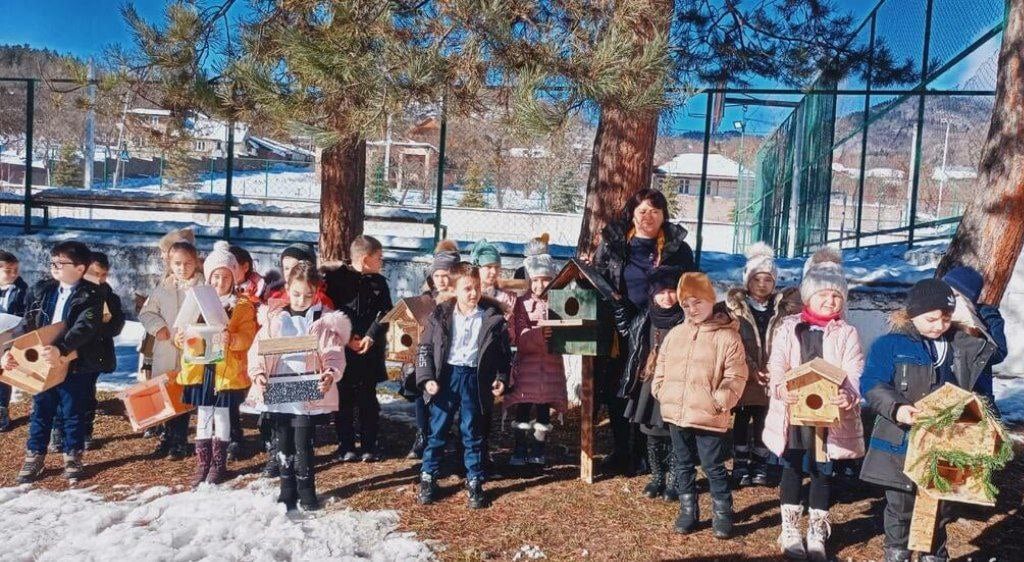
[859,309,996,492]
[593,220,696,299]
[762,314,866,460]
[138,272,205,380]
[723,287,802,407]
[176,295,258,392]
[246,302,351,415]
[652,312,748,433]
[506,293,567,413]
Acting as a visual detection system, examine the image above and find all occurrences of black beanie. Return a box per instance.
[647,266,683,297]
[906,278,956,319]
[281,243,317,267]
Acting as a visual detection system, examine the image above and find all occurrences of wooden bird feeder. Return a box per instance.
[256,335,326,407]
[904,383,1010,553]
[380,295,436,364]
[0,322,77,395]
[120,372,193,432]
[173,286,230,365]
[785,357,848,459]
[538,258,619,484]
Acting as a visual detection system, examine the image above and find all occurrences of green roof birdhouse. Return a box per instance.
[539,259,617,357]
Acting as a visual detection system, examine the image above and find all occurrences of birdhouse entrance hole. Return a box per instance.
[564,297,580,317]
[959,401,983,423]
[400,333,414,347]
[935,462,969,487]
[805,394,824,410]
[24,348,38,363]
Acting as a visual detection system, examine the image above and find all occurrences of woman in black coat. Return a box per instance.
[592,188,696,475]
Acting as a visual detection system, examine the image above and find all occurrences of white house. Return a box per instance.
[653,152,748,198]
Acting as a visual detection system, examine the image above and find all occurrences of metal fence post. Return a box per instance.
[23,79,34,234]
[694,93,714,268]
[433,99,447,245]
[908,0,934,247]
[855,12,877,249]
[223,120,235,239]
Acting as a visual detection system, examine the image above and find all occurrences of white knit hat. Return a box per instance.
[800,247,848,303]
[743,241,778,288]
[204,241,241,283]
[523,253,556,279]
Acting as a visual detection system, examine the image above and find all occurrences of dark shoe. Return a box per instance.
[17,452,45,484]
[406,431,426,460]
[0,407,10,432]
[674,494,699,534]
[528,423,551,466]
[63,452,84,483]
[751,466,771,487]
[263,453,281,478]
[418,473,438,505]
[297,469,320,511]
[48,428,64,453]
[278,459,298,511]
[151,439,171,459]
[600,452,630,476]
[510,425,530,466]
[340,451,359,463]
[467,478,487,509]
[206,439,227,485]
[226,441,241,462]
[917,556,948,562]
[168,443,189,461]
[711,497,734,539]
[361,451,381,463]
[883,547,911,562]
[643,437,666,499]
[191,439,213,488]
[143,427,162,439]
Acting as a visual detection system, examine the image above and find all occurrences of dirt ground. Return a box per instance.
[1,393,1022,562]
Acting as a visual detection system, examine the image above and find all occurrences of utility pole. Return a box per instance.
[83,59,96,189]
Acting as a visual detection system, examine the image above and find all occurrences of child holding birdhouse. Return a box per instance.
[3,241,104,484]
[762,248,865,562]
[249,262,351,510]
[652,272,747,539]
[0,250,29,432]
[138,240,205,460]
[505,249,566,467]
[860,278,1002,562]
[175,241,257,486]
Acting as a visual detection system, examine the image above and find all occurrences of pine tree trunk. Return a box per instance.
[319,135,366,262]
[937,1,1024,305]
[576,105,660,258]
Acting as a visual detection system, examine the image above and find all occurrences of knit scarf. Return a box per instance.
[650,301,685,330]
[800,306,841,328]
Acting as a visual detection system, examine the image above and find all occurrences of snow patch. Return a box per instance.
[0,479,433,561]
[512,545,547,560]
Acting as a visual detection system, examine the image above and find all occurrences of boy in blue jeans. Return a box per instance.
[2,241,103,483]
[416,263,511,509]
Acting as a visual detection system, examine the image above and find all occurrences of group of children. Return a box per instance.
[0,231,1009,560]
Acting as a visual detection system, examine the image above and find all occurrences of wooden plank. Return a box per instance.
[580,355,594,484]
[537,319,597,328]
[813,427,827,460]
[258,335,319,356]
[909,492,941,553]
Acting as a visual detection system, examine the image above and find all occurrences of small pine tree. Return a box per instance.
[549,169,580,213]
[657,177,680,219]
[367,162,395,203]
[459,163,487,208]
[52,143,82,187]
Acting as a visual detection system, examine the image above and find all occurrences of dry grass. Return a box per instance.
[2,393,1022,561]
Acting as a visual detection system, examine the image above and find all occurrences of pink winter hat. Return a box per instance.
[204,240,241,283]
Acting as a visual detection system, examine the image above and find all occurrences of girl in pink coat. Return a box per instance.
[763,248,865,562]
[505,252,566,466]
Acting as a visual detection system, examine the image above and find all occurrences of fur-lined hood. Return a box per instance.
[888,307,991,342]
[724,286,801,318]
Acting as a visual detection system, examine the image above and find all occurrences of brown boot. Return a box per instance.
[206,439,228,485]
[191,439,212,488]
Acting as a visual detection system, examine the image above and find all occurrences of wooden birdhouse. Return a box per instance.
[538,259,617,357]
[903,383,1011,552]
[380,295,436,364]
[256,335,326,407]
[120,373,192,432]
[0,313,25,356]
[0,322,77,395]
[785,357,848,427]
[173,286,230,365]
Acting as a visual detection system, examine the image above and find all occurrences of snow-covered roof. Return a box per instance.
[247,136,315,159]
[366,140,438,152]
[832,162,861,178]
[189,116,249,142]
[508,147,550,159]
[128,108,171,117]
[656,153,748,179]
[931,166,978,182]
[865,167,906,180]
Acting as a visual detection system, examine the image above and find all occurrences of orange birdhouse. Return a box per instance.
[120,373,193,432]
[785,357,848,427]
[380,295,436,364]
[0,322,77,395]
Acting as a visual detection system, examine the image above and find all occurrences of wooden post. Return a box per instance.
[813,426,827,461]
[580,355,594,483]
[908,492,940,553]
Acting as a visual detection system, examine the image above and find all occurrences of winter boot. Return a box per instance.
[226,440,242,462]
[779,504,807,559]
[17,452,45,484]
[296,466,320,511]
[0,407,10,432]
[883,547,911,562]
[732,445,751,488]
[48,426,64,453]
[466,478,487,509]
[528,422,551,466]
[510,423,530,466]
[277,458,298,511]
[63,451,84,483]
[663,447,680,502]
[674,493,700,534]
[917,556,948,562]
[643,437,666,499]
[206,439,228,485]
[751,449,771,486]
[418,473,438,505]
[263,435,281,478]
[711,496,734,539]
[806,508,831,562]
[190,439,213,488]
[406,431,426,460]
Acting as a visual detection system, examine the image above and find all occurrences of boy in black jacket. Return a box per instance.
[0,250,28,431]
[416,263,511,509]
[81,252,126,450]
[324,235,393,462]
[1,241,103,483]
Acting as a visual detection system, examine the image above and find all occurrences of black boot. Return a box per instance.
[732,447,751,488]
[662,443,679,502]
[263,436,281,478]
[510,425,530,466]
[296,466,320,511]
[883,547,911,562]
[711,496,734,539]
[674,493,699,534]
[277,458,298,511]
[406,431,426,460]
[466,478,487,509]
[418,473,438,505]
[750,450,771,486]
[643,437,666,499]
